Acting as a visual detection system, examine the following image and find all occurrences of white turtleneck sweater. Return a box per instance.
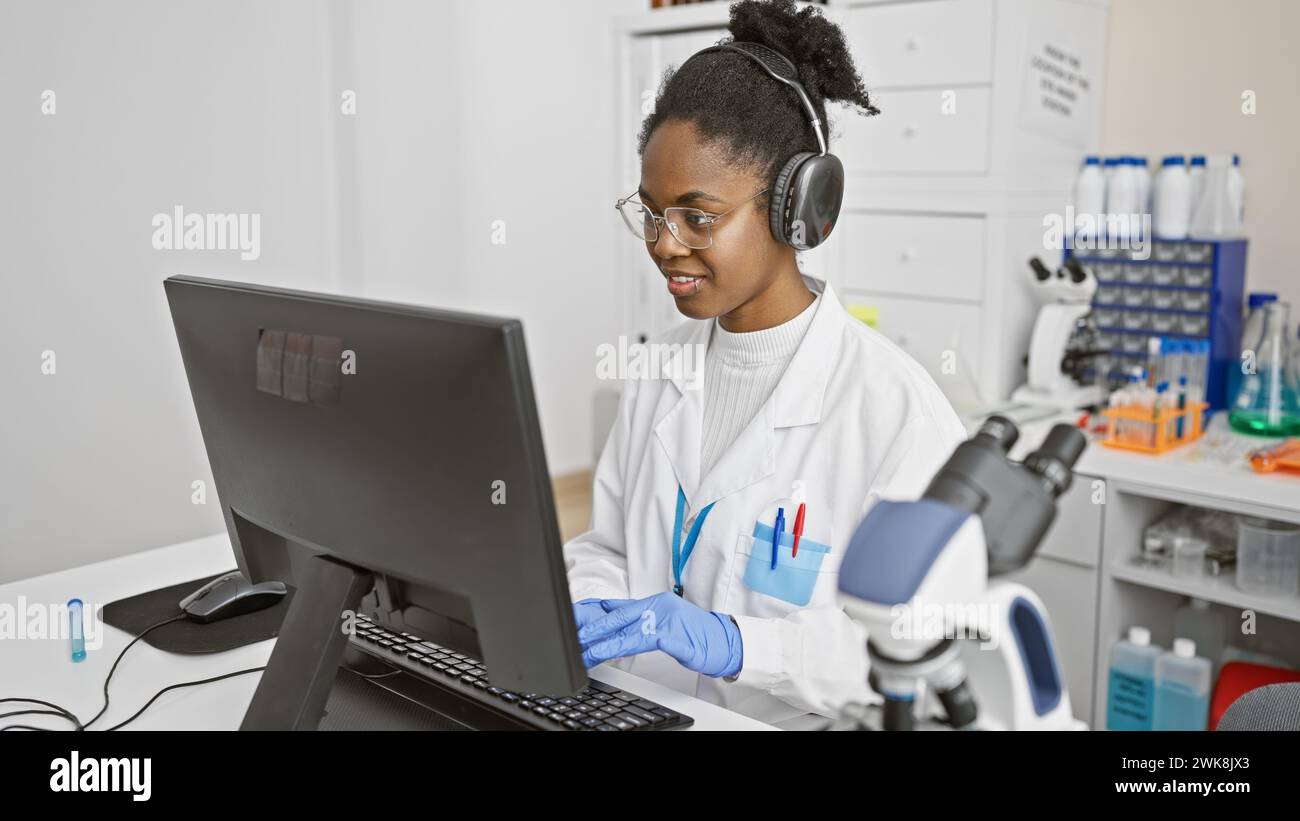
[699,293,820,480]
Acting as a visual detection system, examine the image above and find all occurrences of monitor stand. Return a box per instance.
[240,554,373,730]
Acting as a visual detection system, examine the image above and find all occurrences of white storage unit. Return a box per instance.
[614,0,1111,409]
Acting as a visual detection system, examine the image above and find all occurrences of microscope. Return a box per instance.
[1011,256,1106,410]
[836,416,1088,730]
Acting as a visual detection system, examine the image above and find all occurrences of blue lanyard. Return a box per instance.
[671,485,715,597]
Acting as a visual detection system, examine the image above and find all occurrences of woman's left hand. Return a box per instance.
[577,591,743,678]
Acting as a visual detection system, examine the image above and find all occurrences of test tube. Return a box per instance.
[1189,340,1208,406]
[1146,337,1162,387]
[68,598,86,662]
[1154,381,1169,446]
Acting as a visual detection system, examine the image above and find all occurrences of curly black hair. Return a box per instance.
[636,0,879,206]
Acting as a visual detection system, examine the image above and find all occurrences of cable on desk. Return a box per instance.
[0,612,185,731]
[103,665,267,731]
[82,612,187,729]
[0,698,83,730]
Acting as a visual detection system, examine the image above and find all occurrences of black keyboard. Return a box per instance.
[348,614,694,731]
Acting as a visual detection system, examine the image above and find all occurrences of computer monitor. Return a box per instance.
[163,275,586,728]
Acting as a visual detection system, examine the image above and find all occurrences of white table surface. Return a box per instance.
[0,534,774,731]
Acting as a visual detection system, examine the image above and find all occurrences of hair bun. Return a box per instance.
[727,0,879,116]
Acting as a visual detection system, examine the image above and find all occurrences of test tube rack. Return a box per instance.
[1101,401,1209,453]
[1065,238,1247,410]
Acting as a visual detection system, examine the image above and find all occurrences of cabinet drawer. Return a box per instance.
[838,87,991,175]
[837,213,984,303]
[839,291,982,403]
[1038,477,1104,567]
[843,0,994,88]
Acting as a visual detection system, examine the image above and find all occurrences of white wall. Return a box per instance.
[1101,0,1299,306]
[0,0,646,583]
[341,0,642,476]
[0,0,339,583]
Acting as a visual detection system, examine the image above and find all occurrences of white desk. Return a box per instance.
[0,534,774,731]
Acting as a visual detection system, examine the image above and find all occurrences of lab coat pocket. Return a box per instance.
[739,522,834,607]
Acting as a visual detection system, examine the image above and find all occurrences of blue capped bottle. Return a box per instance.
[1107,626,1160,730]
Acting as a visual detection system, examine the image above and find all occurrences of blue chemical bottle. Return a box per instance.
[1153,638,1212,731]
[1107,626,1159,730]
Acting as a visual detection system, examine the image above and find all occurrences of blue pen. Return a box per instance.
[772,507,785,569]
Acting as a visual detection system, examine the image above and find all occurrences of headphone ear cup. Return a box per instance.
[769,152,817,246]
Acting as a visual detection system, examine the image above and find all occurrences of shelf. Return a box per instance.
[1111,559,1300,624]
[1078,443,1300,525]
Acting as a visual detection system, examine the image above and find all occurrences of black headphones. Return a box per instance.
[685,41,845,251]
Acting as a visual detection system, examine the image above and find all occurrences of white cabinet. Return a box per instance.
[840,289,984,404]
[842,0,995,88]
[836,213,985,302]
[838,87,992,175]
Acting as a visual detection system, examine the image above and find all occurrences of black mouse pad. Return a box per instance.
[101,571,294,654]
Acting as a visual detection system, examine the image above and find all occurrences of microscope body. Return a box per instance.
[837,418,1087,730]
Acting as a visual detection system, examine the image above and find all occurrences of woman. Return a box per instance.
[563,0,967,727]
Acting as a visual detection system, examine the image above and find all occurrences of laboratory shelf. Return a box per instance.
[1110,560,1300,624]
[1077,440,1300,527]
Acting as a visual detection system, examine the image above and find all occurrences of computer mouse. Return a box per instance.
[178,570,287,624]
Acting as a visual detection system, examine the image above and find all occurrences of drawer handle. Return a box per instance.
[900,249,915,263]
[904,37,920,52]
[902,124,918,139]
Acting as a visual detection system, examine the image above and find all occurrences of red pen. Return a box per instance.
[791,502,806,557]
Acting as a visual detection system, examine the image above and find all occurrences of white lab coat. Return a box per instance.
[563,275,967,726]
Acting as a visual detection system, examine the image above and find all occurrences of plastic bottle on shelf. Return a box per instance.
[1189,154,1243,239]
[1152,638,1211,731]
[1074,156,1105,242]
[1174,598,1226,681]
[1103,155,1120,188]
[1152,155,1190,239]
[1106,157,1138,242]
[1107,626,1160,731]
[1188,155,1207,211]
[1134,156,1152,221]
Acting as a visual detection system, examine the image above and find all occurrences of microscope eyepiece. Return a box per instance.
[1022,424,1087,498]
[975,415,1019,453]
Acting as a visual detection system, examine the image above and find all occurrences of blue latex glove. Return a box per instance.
[572,598,631,632]
[577,592,743,678]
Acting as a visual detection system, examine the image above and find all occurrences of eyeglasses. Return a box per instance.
[614,188,768,250]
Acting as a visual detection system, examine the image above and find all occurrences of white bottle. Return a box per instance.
[1152,155,1190,239]
[1152,638,1212,731]
[1190,153,1242,239]
[1174,598,1226,680]
[1228,153,1245,225]
[1188,155,1206,211]
[1103,155,1120,188]
[1106,157,1138,242]
[1102,156,1120,225]
[1074,156,1105,242]
[1134,156,1152,220]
